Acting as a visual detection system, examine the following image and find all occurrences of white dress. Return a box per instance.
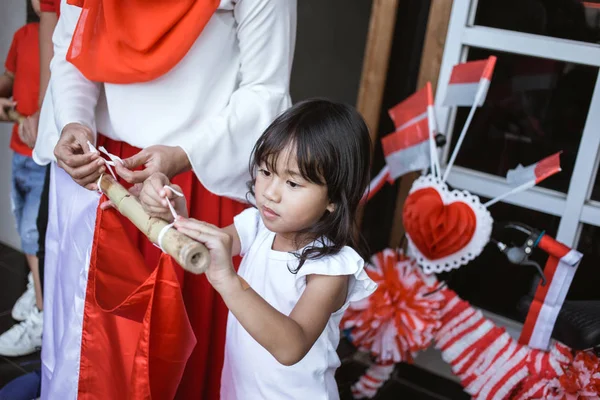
[37,1,296,398]
[221,208,377,400]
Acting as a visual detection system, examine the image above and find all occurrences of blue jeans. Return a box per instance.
[11,153,47,255]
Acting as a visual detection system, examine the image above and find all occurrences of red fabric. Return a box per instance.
[40,0,60,16]
[403,187,476,260]
[80,136,247,399]
[4,23,40,157]
[66,0,219,83]
[78,197,196,399]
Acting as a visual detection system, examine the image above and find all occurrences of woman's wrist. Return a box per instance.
[173,146,192,176]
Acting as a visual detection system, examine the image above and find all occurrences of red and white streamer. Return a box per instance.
[519,235,582,350]
[351,362,395,399]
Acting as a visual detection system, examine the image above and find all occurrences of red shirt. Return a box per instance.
[40,0,60,16]
[4,23,40,157]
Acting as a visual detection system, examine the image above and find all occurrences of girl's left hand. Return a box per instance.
[174,218,237,289]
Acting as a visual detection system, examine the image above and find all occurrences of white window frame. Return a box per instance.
[435,0,600,248]
[414,0,600,381]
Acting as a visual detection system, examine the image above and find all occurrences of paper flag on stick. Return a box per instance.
[484,152,562,208]
[506,152,562,187]
[387,83,439,177]
[361,166,393,204]
[443,56,497,107]
[381,118,431,181]
[442,56,498,182]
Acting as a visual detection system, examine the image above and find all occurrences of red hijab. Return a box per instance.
[66,0,219,83]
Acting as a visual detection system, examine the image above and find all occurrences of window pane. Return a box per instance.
[570,224,600,300]
[441,199,560,321]
[474,1,600,44]
[448,47,597,193]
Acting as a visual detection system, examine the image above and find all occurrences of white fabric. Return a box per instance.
[34,0,296,201]
[221,208,376,400]
[41,164,100,399]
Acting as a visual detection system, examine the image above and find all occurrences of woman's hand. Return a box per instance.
[54,123,104,190]
[115,145,191,184]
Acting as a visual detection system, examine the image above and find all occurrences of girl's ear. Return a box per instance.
[326,202,336,213]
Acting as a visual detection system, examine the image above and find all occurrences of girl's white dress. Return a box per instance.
[221,208,377,400]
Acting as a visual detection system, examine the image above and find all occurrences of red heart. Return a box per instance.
[403,187,476,261]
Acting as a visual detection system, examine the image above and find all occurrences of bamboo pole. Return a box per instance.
[99,175,210,275]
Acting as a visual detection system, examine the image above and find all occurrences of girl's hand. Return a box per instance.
[139,172,188,221]
[174,218,237,290]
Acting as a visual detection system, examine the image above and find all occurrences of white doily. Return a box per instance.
[404,174,493,274]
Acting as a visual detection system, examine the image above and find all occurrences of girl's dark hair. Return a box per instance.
[26,0,40,23]
[247,99,372,272]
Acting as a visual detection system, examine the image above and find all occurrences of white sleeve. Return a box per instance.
[233,207,262,257]
[179,0,296,200]
[295,247,378,309]
[49,0,101,135]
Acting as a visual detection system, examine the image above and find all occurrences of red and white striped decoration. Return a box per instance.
[342,249,445,364]
[434,289,572,400]
[351,361,395,399]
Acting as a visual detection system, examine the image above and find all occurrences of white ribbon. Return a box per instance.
[156,185,185,252]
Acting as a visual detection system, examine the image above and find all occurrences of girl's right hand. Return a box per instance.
[139,172,188,221]
[174,218,237,290]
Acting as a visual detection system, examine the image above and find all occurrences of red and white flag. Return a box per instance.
[506,152,562,187]
[384,83,437,180]
[361,166,393,204]
[382,119,431,180]
[519,235,582,350]
[443,56,497,107]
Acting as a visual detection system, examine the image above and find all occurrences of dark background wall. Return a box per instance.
[290,0,373,105]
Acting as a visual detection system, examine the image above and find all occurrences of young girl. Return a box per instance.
[139,99,377,399]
